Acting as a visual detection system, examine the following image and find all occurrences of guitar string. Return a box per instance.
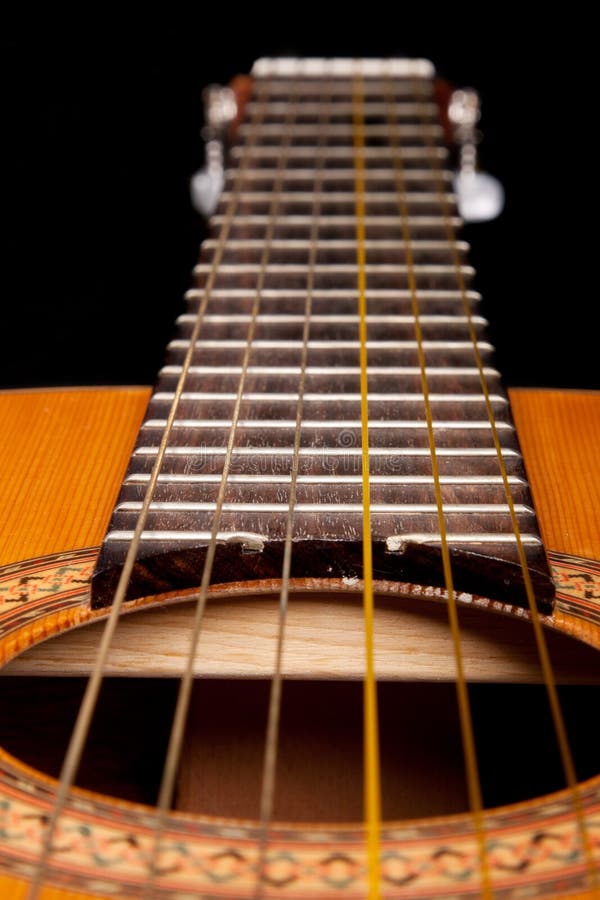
[253,96,329,900]
[385,67,493,899]
[352,73,383,900]
[25,65,596,900]
[141,86,298,898]
[413,76,599,892]
[25,80,269,900]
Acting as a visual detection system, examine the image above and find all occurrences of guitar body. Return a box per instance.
[0,385,599,898]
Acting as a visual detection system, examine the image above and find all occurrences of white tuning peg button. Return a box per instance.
[191,144,226,218]
[190,85,237,218]
[454,170,505,223]
[448,87,504,223]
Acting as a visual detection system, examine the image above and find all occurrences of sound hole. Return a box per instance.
[2,591,600,821]
[0,676,599,821]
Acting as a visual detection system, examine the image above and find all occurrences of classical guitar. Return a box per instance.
[1,57,599,899]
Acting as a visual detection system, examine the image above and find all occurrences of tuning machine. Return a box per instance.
[448,88,504,223]
[191,85,237,217]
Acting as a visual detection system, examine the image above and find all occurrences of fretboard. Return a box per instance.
[92,58,554,611]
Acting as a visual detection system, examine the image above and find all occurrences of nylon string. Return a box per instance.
[412,74,599,893]
[385,69,493,899]
[352,74,382,900]
[25,77,270,900]
[142,91,298,898]
[253,97,329,900]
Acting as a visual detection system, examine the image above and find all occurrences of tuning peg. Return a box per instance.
[448,88,504,223]
[191,85,237,217]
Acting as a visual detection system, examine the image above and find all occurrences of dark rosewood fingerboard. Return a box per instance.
[92,59,554,610]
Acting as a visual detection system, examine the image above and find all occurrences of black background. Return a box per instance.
[3,13,596,392]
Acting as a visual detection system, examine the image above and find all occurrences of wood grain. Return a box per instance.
[0,387,150,566]
[2,387,600,682]
[5,589,600,683]
[0,875,101,900]
[509,388,600,561]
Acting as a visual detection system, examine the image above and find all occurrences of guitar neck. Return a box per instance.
[92,58,554,611]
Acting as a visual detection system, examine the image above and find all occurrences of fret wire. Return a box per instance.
[151,391,501,401]
[220,189,454,201]
[251,73,433,84]
[202,237,466,248]
[161,365,496,376]
[238,122,443,136]
[176,314,482,325]
[194,263,475,275]
[231,144,448,166]
[169,340,490,349]
[135,446,518,458]
[247,81,433,95]
[212,214,463,227]
[141,419,513,430]
[353,74,382,900]
[231,145,447,159]
[26,67,270,900]
[238,167,453,180]
[245,100,438,114]
[254,84,435,94]
[145,94,300,900]
[418,80,600,889]
[387,70,493,899]
[185,288,481,300]
[119,502,532,514]
[254,90,328,900]
[126,473,523,485]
